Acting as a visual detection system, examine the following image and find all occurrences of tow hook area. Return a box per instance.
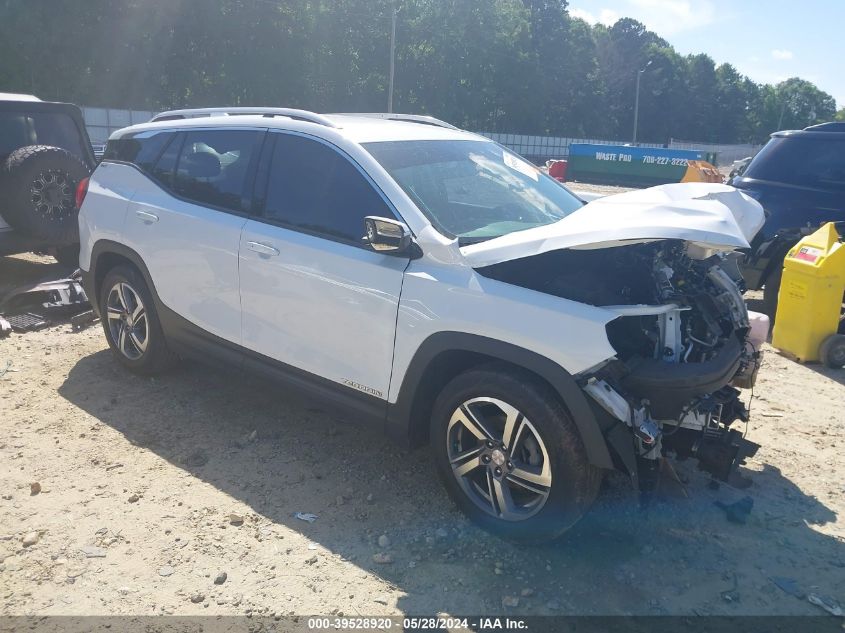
[583,378,664,500]
[583,377,759,499]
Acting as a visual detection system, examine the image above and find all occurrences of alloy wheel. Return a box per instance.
[30,170,74,219]
[446,397,552,521]
[106,282,149,360]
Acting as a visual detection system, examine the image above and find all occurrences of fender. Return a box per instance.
[388,331,615,470]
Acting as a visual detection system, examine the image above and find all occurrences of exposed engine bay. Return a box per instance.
[478,239,763,493]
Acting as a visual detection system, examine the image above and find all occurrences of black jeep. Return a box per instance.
[0,93,96,267]
[732,122,845,316]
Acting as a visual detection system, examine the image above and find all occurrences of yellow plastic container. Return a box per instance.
[680,160,724,183]
[772,222,845,362]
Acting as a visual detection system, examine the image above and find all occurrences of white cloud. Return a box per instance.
[570,7,620,26]
[771,49,794,60]
[569,0,715,33]
[626,0,717,35]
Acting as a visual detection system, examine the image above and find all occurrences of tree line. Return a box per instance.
[0,0,839,144]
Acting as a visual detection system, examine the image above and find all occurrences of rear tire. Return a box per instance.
[820,334,845,369]
[99,265,177,375]
[430,365,602,542]
[0,145,90,244]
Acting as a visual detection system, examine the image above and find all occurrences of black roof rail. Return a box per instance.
[804,122,845,132]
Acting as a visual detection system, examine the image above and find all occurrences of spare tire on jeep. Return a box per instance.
[0,145,90,244]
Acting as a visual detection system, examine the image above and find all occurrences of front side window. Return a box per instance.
[262,133,393,244]
[173,129,263,213]
[364,139,583,243]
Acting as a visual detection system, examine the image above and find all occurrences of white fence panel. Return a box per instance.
[81,106,155,143]
[78,107,763,168]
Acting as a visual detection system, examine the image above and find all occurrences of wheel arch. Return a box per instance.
[387,332,615,470]
[85,240,158,316]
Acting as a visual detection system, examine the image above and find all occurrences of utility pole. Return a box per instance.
[388,6,397,113]
[632,60,652,144]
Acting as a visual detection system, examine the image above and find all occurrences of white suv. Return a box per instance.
[78,108,765,541]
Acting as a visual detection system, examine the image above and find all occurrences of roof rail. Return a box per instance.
[150,107,338,128]
[804,121,845,133]
[334,112,459,130]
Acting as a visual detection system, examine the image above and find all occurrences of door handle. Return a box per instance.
[135,209,159,224]
[246,240,280,257]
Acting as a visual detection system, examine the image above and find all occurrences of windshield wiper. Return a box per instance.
[458,236,494,246]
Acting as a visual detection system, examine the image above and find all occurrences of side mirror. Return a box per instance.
[364,216,414,254]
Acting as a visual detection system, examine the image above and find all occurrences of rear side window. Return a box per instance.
[745,137,845,191]
[0,111,84,160]
[173,130,263,213]
[262,133,393,244]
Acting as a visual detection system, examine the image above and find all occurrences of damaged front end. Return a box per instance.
[580,241,762,494]
[480,239,762,494]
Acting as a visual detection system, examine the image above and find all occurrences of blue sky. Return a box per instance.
[568,0,844,108]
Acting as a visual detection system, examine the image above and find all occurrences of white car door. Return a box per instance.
[239,131,409,400]
[123,128,264,345]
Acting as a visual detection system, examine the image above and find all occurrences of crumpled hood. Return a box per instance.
[461,183,765,268]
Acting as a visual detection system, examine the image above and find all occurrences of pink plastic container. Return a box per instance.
[747,310,770,349]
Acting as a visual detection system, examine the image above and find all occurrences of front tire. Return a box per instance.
[99,265,176,375]
[430,365,602,542]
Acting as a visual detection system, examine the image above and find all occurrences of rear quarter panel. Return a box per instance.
[78,162,140,272]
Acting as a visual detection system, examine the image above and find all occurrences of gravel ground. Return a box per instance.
[1,253,844,618]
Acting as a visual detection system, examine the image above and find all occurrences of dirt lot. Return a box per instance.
[1,253,844,618]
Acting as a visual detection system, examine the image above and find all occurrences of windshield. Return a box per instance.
[364,139,584,243]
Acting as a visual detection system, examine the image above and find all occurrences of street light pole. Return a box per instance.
[632,60,652,144]
[388,6,397,113]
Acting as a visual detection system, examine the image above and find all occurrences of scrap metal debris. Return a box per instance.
[4,312,48,332]
[808,593,843,617]
[71,309,99,331]
[0,269,93,334]
[294,512,318,523]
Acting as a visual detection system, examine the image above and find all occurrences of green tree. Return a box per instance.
[0,0,838,145]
